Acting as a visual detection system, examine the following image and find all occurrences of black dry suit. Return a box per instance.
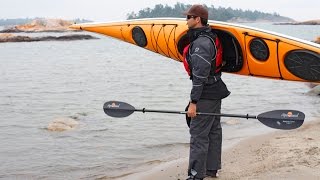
[186,26,230,103]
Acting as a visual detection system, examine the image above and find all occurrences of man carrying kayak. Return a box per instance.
[182,4,230,180]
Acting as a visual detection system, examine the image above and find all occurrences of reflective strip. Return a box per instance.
[193,84,202,87]
[212,38,217,60]
[191,54,211,65]
[192,72,207,79]
[199,35,217,61]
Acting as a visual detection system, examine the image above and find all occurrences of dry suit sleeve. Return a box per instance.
[190,37,216,103]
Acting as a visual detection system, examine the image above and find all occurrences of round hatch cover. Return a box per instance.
[132,26,147,47]
[284,50,320,81]
[249,38,269,61]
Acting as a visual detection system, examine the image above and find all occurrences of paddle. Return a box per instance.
[103,101,305,130]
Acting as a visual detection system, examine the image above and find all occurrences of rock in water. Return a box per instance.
[47,118,79,132]
[315,36,320,44]
[306,83,320,95]
[225,119,240,125]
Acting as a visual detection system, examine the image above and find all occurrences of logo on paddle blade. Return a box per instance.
[282,120,295,125]
[281,112,299,118]
[107,102,120,108]
[276,119,295,126]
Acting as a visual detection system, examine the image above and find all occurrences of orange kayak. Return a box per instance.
[70,18,320,83]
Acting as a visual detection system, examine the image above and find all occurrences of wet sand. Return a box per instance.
[122,120,320,180]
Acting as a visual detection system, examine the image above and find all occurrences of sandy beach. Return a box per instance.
[122,120,320,180]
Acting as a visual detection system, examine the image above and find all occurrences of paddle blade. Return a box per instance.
[257,110,305,130]
[103,101,135,118]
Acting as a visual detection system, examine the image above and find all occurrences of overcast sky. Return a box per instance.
[1,0,319,21]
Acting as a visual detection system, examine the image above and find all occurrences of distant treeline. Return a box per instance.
[127,3,293,22]
[0,18,92,26]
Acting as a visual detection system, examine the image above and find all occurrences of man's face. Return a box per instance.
[186,15,199,29]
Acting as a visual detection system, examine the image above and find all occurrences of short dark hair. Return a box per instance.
[200,17,208,26]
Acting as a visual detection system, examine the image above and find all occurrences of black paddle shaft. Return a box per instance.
[135,108,257,119]
[103,101,305,130]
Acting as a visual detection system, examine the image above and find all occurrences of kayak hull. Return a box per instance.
[70,18,320,83]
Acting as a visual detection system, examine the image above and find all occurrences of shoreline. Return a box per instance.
[119,120,320,180]
[274,19,320,25]
[0,33,98,43]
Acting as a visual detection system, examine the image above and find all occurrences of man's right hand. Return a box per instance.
[187,102,197,118]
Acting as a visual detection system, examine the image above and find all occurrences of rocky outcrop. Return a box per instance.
[306,83,320,95]
[0,18,98,42]
[274,19,320,25]
[0,18,79,33]
[315,37,320,44]
[0,33,98,43]
[0,34,97,42]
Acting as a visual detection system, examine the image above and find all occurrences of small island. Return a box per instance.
[0,18,78,33]
[0,18,98,43]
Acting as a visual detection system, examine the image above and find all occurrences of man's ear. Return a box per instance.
[196,17,201,23]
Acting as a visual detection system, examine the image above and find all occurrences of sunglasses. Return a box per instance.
[186,15,197,20]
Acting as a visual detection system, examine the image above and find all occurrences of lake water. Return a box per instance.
[0,23,319,179]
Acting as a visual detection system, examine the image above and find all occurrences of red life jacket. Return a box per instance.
[183,35,223,76]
